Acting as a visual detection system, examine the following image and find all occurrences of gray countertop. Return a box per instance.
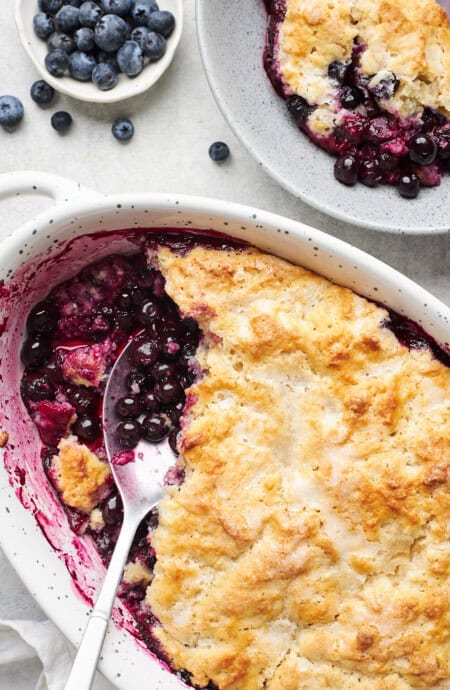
[0,1,449,687]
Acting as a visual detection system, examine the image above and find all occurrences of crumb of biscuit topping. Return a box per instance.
[51,437,111,513]
[124,560,153,585]
[0,430,8,448]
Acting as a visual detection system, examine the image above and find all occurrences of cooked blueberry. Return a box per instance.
[369,72,399,100]
[33,13,55,40]
[141,389,159,413]
[379,150,398,172]
[398,173,420,199]
[39,0,63,13]
[208,141,230,164]
[116,288,133,309]
[168,427,181,455]
[73,415,101,441]
[95,14,130,52]
[0,96,24,131]
[112,117,134,141]
[27,301,59,334]
[101,0,132,16]
[161,335,180,359]
[141,414,169,443]
[79,1,103,26]
[45,49,70,77]
[138,298,162,326]
[367,117,397,143]
[51,110,73,133]
[115,310,136,330]
[164,400,184,424]
[286,95,310,121]
[30,80,55,106]
[102,493,123,524]
[131,0,159,26]
[408,134,437,166]
[154,378,183,404]
[67,387,99,415]
[334,154,358,186]
[92,62,118,90]
[116,419,141,448]
[340,86,362,110]
[151,361,175,382]
[116,395,142,419]
[131,337,160,367]
[141,31,166,60]
[327,60,348,84]
[358,158,381,187]
[43,354,64,383]
[147,10,175,38]
[47,31,76,52]
[21,338,51,368]
[21,375,55,403]
[117,40,143,76]
[69,51,96,80]
[54,6,80,33]
[130,25,150,48]
[74,27,95,51]
[126,369,149,394]
[436,128,450,160]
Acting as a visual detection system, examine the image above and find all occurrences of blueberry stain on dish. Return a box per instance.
[33,0,176,90]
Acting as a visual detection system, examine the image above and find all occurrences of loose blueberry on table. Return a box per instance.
[263,0,450,198]
[33,0,176,91]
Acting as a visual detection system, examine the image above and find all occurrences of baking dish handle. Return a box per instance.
[0,170,98,207]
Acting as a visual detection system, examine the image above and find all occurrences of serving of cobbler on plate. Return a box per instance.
[263,0,450,197]
[18,230,450,689]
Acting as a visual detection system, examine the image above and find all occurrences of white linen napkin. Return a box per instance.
[0,619,116,690]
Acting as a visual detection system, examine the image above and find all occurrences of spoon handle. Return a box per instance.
[64,512,139,690]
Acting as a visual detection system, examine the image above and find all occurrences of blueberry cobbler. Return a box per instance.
[19,231,450,689]
[263,0,450,197]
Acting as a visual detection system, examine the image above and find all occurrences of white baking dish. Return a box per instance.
[0,171,449,690]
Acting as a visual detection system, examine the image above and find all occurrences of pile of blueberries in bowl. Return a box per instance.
[33,0,176,91]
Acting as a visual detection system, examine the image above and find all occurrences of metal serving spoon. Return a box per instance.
[64,336,175,690]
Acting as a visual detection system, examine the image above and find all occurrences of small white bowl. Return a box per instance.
[14,0,183,104]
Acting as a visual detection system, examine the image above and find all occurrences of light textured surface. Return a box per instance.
[0,1,449,688]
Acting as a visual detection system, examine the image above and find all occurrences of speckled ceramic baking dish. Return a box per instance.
[0,171,449,690]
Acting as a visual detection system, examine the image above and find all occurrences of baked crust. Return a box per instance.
[278,0,450,134]
[146,246,450,690]
[52,438,111,513]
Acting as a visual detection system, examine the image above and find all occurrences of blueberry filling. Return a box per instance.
[263,0,450,197]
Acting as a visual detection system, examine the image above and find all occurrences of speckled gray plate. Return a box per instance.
[196,0,450,234]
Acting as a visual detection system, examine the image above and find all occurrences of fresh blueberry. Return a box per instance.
[96,49,120,71]
[398,172,420,199]
[74,27,95,51]
[51,110,73,133]
[33,13,55,40]
[408,134,437,166]
[101,0,132,16]
[47,31,76,53]
[147,10,175,38]
[95,13,130,51]
[79,1,103,27]
[130,25,150,49]
[334,154,359,185]
[45,48,70,76]
[327,60,348,84]
[69,51,96,80]
[92,62,118,89]
[112,117,134,141]
[39,0,63,13]
[141,31,166,60]
[117,40,143,76]
[0,96,24,130]
[131,0,159,26]
[66,0,83,6]
[30,80,55,106]
[54,6,80,33]
[209,141,230,163]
